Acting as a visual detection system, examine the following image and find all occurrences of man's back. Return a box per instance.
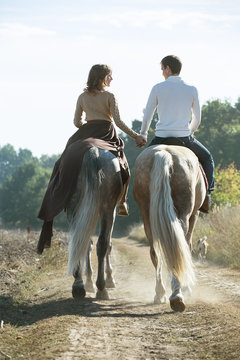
[141,75,200,138]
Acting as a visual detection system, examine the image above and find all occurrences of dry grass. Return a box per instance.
[128,204,240,269]
[193,205,240,269]
[0,229,76,360]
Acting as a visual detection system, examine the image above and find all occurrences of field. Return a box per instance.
[0,207,240,360]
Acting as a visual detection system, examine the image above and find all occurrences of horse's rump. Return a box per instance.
[38,137,128,223]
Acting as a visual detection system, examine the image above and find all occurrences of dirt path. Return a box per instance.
[57,237,240,360]
[1,232,240,359]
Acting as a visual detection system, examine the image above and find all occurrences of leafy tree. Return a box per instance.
[212,163,240,207]
[40,154,60,169]
[0,144,36,184]
[0,144,18,184]
[196,99,240,168]
[234,97,240,112]
[0,161,51,228]
[18,148,34,164]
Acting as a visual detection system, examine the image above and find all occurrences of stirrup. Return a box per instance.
[118,202,129,216]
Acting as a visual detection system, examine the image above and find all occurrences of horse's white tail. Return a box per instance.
[67,148,102,275]
[150,150,195,287]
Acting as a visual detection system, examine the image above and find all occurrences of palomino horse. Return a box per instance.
[133,145,206,312]
[66,147,124,300]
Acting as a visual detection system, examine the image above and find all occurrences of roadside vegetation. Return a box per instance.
[129,204,240,270]
[193,205,240,269]
[0,230,74,359]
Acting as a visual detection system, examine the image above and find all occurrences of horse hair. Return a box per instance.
[150,149,195,287]
[67,147,102,275]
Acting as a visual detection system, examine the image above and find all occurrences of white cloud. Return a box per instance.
[66,9,240,30]
[0,23,56,37]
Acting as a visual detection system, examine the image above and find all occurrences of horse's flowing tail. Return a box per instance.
[67,148,103,275]
[149,150,195,287]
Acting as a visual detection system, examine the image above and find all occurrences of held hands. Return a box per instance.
[135,135,147,148]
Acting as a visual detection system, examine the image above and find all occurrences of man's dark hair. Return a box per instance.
[161,55,182,74]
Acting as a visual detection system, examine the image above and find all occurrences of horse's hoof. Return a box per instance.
[105,277,116,289]
[170,297,186,312]
[84,281,95,293]
[72,285,86,299]
[96,289,109,300]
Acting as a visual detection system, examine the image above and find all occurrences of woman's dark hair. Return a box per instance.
[161,55,182,74]
[84,64,111,93]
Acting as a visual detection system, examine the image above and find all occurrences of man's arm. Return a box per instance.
[140,86,158,139]
[189,87,201,134]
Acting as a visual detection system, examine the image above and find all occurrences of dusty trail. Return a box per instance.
[57,237,240,360]
[1,231,240,359]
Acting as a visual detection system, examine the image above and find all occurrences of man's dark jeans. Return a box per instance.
[148,135,215,192]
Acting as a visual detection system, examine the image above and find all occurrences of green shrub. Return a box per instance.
[212,163,240,207]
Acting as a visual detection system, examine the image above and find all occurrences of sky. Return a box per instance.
[1,0,240,157]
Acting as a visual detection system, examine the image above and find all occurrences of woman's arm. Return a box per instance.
[73,96,84,128]
[109,93,138,139]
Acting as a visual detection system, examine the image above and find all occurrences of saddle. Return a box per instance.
[158,137,186,146]
[158,137,208,190]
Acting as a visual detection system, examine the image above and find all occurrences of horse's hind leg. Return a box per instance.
[150,245,167,304]
[185,212,199,251]
[139,203,167,304]
[169,275,185,312]
[72,265,86,299]
[105,240,116,288]
[180,212,199,296]
[96,212,115,300]
[84,239,95,293]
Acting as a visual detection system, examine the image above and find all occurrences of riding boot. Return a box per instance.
[199,193,211,214]
[118,176,130,216]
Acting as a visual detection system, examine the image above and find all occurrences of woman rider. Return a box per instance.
[37,64,143,252]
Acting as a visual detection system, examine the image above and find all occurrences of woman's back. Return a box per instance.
[74,90,114,125]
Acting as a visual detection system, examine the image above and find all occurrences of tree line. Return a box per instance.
[0,98,240,234]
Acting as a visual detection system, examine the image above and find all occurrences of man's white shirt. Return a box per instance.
[140,76,201,139]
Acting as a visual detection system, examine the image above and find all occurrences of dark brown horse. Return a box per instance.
[67,147,124,300]
[133,145,206,311]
